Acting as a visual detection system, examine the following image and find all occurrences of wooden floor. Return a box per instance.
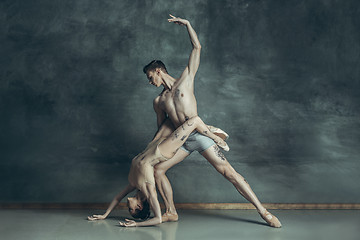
[1,209,359,240]
[1,202,360,210]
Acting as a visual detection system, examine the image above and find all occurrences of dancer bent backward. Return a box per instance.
[88,117,226,227]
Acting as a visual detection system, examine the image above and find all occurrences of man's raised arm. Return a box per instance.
[168,14,201,78]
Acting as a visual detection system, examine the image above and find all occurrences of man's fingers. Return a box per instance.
[168,20,184,26]
[169,14,175,18]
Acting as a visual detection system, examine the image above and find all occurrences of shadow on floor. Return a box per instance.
[185,210,269,227]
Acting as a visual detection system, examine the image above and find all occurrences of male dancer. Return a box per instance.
[144,14,281,228]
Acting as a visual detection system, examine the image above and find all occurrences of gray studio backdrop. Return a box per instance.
[1,0,359,203]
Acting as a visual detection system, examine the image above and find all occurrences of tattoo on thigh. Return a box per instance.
[203,130,208,135]
[180,135,187,141]
[214,146,226,161]
[182,125,185,130]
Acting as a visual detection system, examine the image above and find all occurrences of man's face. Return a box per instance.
[146,70,161,87]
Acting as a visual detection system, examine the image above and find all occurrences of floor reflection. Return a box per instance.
[117,222,179,240]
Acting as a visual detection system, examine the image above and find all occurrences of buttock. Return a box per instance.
[180,131,215,153]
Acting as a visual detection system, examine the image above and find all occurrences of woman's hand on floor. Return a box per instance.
[119,219,137,227]
[87,214,106,221]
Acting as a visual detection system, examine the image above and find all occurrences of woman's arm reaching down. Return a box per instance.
[88,184,135,221]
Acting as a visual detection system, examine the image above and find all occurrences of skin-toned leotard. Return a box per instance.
[128,137,168,191]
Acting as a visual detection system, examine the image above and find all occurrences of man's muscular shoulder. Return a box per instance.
[153,95,161,109]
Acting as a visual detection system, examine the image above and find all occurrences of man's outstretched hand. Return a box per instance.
[168,14,189,26]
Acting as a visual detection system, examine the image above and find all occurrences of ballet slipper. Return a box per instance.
[214,137,230,152]
[217,140,230,152]
[259,210,282,228]
[207,125,229,141]
[162,212,179,222]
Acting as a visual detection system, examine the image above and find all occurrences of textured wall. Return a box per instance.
[1,0,359,203]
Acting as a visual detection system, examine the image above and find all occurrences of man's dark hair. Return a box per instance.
[143,60,168,74]
[130,199,150,220]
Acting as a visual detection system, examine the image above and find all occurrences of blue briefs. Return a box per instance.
[180,131,215,153]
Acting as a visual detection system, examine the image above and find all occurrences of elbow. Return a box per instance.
[194,44,201,50]
[155,216,162,225]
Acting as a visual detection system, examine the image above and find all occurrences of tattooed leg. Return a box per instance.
[213,145,226,161]
[172,130,179,140]
[200,146,282,228]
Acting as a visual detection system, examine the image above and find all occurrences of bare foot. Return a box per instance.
[259,210,282,228]
[162,212,179,222]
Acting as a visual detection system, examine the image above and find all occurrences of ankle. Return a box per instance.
[165,208,177,215]
[257,208,267,215]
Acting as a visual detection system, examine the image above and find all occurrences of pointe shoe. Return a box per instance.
[208,125,229,141]
[259,210,282,228]
[216,140,230,152]
[162,213,179,222]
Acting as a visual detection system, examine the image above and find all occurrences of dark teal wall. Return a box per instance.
[1,0,359,203]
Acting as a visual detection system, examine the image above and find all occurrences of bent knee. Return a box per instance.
[154,165,166,178]
[215,164,231,176]
[221,167,240,183]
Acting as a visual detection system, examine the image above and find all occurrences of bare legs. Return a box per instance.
[154,144,282,227]
[155,149,189,221]
[201,145,266,212]
[201,145,281,227]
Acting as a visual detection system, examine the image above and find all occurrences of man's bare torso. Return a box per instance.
[155,75,197,128]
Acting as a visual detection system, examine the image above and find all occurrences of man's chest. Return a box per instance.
[158,88,186,110]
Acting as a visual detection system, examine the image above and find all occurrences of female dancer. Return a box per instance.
[88,116,228,227]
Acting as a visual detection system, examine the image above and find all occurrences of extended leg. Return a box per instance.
[201,145,282,228]
[154,149,190,222]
